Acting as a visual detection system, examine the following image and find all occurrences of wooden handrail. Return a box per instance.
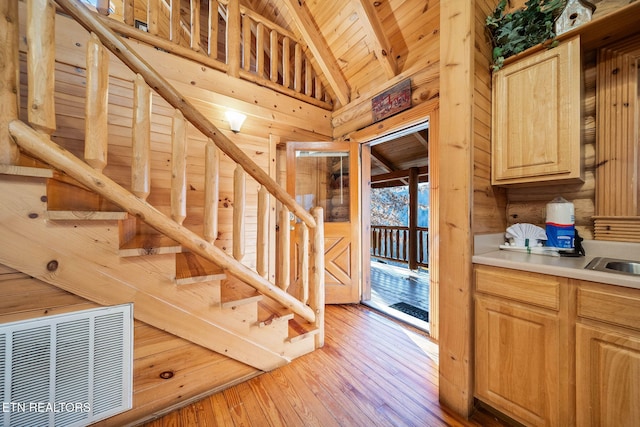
[54,0,317,229]
[8,119,317,323]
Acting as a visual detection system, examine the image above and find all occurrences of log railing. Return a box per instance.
[2,0,324,332]
[371,225,429,268]
[89,0,331,109]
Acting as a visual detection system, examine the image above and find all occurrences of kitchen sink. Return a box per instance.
[584,257,640,276]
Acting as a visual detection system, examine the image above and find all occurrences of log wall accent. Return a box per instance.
[0,263,258,427]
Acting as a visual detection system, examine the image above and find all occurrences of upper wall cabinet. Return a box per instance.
[491,36,583,186]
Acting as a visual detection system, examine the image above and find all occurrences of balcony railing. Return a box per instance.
[87,0,333,109]
[371,225,428,268]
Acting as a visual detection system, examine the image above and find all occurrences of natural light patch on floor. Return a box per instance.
[403,328,439,365]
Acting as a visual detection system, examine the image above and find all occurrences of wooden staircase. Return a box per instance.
[0,169,318,371]
[0,0,325,380]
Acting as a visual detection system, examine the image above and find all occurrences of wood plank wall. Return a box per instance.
[0,263,258,427]
[474,0,507,235]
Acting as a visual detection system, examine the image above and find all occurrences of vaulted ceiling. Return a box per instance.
[236,0,437,184]
[242,0,438,109]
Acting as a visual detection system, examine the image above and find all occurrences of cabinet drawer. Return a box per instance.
[578,284,640,331]
[475,265,561,310]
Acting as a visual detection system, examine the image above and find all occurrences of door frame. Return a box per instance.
[350,100,439,338]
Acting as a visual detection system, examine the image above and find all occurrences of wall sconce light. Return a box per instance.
[225,111,246,133]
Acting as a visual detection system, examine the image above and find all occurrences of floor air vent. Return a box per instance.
[0,304,133,427]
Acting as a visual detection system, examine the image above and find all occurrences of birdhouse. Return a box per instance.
[555,0,597,35]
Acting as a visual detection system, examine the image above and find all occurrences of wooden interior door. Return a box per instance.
[286,141,360,304]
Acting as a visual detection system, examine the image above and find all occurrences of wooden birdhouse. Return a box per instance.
[555,0,597,35]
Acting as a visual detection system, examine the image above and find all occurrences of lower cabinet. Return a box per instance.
[474,265,570,426]
[475,265,640,427]
[575,281,640,426]
[475,295,561,426]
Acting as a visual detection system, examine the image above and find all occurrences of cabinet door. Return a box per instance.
[492,36,582,185]
[576,324,640,427]
[475,295,561,426]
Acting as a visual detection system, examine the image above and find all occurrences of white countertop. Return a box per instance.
[473,234,640,290]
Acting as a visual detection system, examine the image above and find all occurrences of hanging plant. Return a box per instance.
[486,0,565,71]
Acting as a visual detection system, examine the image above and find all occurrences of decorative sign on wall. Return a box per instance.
[371,78,412,123]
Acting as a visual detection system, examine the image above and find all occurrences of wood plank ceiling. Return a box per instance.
[241,0,433,186]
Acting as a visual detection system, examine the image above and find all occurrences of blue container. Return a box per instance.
[546,223,574,249]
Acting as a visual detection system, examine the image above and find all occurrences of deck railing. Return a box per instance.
[88,0,332,109]
[371,225,429,268]
[1,0,324,340]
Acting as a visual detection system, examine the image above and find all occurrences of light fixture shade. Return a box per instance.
[225,111,246,133]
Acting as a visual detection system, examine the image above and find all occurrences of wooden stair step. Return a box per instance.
[175,252,226,285]
[119,234,182,257]
[256,298,294,328]
[46,210,128,220]
[0,164,53,178]
[220,275,262,309]
[287,315,320,343]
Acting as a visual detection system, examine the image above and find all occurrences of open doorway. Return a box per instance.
[360,120,430,332]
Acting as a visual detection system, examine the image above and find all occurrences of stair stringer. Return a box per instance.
[0,173,290,371]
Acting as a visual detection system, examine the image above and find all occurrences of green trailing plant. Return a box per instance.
[486,0,565,71]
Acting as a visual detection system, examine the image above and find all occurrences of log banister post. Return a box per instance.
[282,36,291,89]
[190,0,200,51]
[242,14,251,71]
[27,0,56,136]
[170,0,180,42]
[310,207,325,348]
[171,109,187,225]
[278,205,291,290]
[204,139,220,243]
[233,164,246,261]
[148,0,160,36]
[299,221,309,304]
[270,30,278,83]
[131,74,151,200]
[84,32,109,172]
[208,0,219,58]
[226,0,241,78]
[257,186,269,278]
[0,0,21,165]
[55,0,317,229]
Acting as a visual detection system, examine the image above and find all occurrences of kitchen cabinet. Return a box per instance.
[491,36,583,186]
[575,281,640,426]
[474,265,571,426]
[474,263,640,426]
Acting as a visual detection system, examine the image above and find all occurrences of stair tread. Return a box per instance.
[256,298,295,327]
[46,210,128,220]
[221,275,262,308]
[119,234,182,257]
[0,164,53,178]
[288,315,320,343]
[175,252,226,285]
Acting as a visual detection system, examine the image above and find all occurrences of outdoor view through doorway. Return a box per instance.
[361,121,430,332]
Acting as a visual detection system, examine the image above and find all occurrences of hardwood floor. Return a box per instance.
[140,304,507,427]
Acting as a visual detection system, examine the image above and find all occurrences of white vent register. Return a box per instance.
[0,304,133,427]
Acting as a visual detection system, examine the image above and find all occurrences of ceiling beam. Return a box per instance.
[413,129,428,149]
[280,0,351,106]
[371,166,428,184]
[370,146,396,173]
[354,0,397,79]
